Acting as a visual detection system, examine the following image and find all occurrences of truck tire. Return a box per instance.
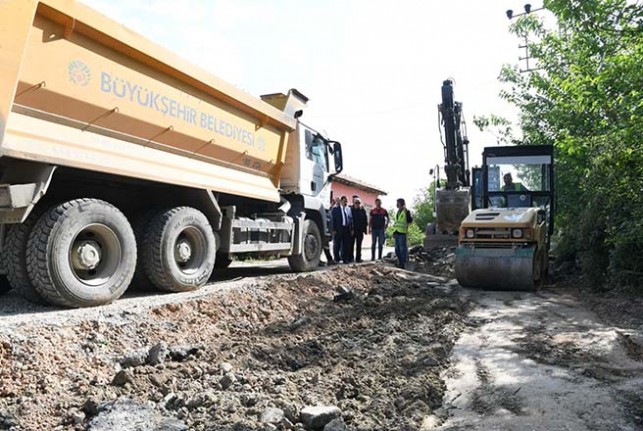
[26,199,137,308]
[213,253,233,270]
[0,242,11,295]
[130,209,160,291]
[288,220,321,272]
[0,275,10,295]
[4,207,47,304]
[142,207,215,292]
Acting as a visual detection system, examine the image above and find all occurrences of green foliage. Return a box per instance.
[385,223,424,247]
[386,226,394,246]
[385,208,424,247]
[407,223,424,246]
[490,0,643,289]
[412,182,437,233]
[382,185,449,248]
[473,114,518,145]
[385,207,396,246]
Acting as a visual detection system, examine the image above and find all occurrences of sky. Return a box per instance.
[81,0,529,208]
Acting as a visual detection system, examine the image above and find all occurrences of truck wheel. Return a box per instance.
[0,275,11,295]
[0,241,11,295]
[4,207,48,304]
[288,220,321,272]
[142,207,215,292]
[214,253,233,269]
[26,199,137,308]
[130,209,160,291]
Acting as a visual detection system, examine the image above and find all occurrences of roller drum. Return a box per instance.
[455,245,538,291]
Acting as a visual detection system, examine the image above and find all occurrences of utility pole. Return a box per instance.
[506,4,544,73]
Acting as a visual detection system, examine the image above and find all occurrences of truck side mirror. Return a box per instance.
[331,141,343,174]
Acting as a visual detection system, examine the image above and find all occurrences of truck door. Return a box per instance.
[300,127,330,200]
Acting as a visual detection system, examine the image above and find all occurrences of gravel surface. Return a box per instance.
[0,261,293,330]
[2,257,641,431]
[0,262,470,430]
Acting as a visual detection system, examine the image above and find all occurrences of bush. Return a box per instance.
[483,0,643,290]
[385,223,423,247]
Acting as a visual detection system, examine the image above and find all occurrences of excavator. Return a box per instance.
[424,80,473,250]
[426,80,555,291]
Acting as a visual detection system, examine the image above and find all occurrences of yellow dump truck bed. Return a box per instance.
[0,0,295,202]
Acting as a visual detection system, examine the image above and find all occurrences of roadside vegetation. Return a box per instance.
[505,0,641,290]
[466,0,642,291]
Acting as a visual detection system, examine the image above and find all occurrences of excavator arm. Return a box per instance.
[431,80,471,235]
[439,80,470,190]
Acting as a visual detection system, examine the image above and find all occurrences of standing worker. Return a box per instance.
[369,198,389,260]
[392,198,413,269]
[350,197,368,263]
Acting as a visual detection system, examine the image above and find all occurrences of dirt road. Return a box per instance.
[0,260,641,430]
[438,288,643,431]
[0,262,470,430]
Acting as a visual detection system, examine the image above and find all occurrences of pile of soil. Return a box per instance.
[0,263,471,431]
[407,246,457,280]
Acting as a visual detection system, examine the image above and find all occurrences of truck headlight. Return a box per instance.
[512,228,523,238]
[466,229,475,238]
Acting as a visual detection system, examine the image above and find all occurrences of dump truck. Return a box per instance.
[0,0,343,307]
[455,145,554,291]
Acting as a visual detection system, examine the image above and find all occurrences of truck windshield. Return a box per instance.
[305,131,329,172]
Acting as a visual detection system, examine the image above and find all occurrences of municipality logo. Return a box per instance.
[68,60,91,86]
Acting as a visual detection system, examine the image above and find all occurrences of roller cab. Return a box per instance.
[455,145,554,291]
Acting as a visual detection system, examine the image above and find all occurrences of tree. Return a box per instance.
[385,205,425,247]
[386,222,424,247]
[472,114,518,146]
[485,0,643,288]
[412,181,437,234]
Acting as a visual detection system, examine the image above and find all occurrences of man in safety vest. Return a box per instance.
[502,173,528,192]
[392,198,413,269]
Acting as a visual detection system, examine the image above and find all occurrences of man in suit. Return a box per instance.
[350,196,368,263]
[331,196,352,263]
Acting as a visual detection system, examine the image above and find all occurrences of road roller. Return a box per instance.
[455,145,554,291]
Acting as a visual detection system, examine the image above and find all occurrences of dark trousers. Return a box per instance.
[323,245,334,264]
[340,226,353,263]
[351,232,364,262]
[333,230,343,263]
[371,228,385,260]
[394,232,408,268]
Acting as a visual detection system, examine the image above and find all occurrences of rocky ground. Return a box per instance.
[0,263,470,431]
[1,255,642,431]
